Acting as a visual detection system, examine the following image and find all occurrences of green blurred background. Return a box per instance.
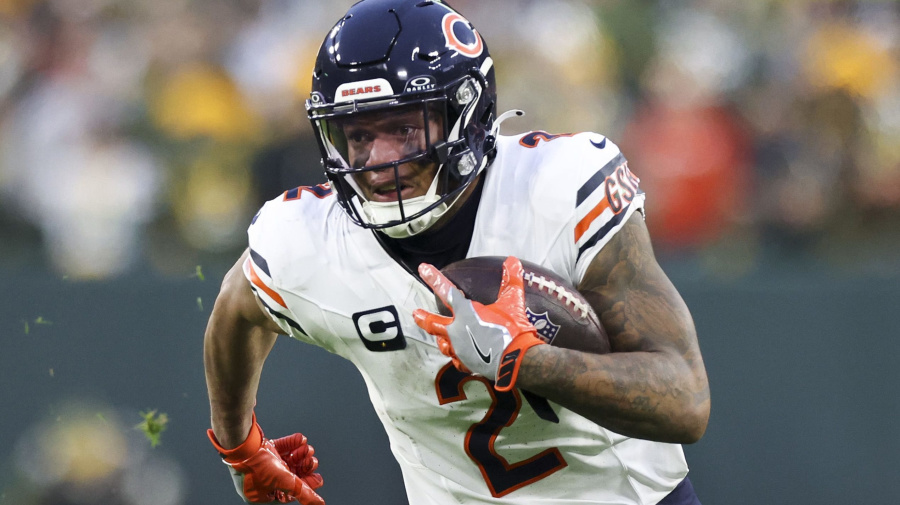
[1,0,898,504]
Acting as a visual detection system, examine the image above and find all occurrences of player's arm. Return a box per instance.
[204,250,325,504]
[205,249,283,447]
[516,213,710,443]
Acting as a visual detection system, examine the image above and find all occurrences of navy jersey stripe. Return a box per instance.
[657,477,701,505]
[249,248,271,277]
[576,205,628,259]
[576,152,627,207]
[253,289,307,335]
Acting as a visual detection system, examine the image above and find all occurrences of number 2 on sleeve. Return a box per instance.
[435,363,567,497]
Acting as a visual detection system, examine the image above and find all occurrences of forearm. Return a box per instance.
[205,323,277,448]
[517,344,709,443]
[535,214,710,443]
[204,252,281,449]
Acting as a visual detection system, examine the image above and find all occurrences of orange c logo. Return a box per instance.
[442,12,484,58]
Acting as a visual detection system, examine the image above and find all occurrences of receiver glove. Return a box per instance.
[208,413,324,504]
[413,256,546,391]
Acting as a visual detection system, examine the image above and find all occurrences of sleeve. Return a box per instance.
[243,201,313,340]
[567,137,646,283]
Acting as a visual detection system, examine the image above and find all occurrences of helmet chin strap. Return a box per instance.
[361,167,448,238]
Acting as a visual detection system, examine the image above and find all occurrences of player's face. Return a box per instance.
[337,106,444,203]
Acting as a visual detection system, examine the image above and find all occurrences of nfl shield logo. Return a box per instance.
[526,308,561,344]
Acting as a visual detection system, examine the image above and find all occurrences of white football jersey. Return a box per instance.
[244,132,688,504]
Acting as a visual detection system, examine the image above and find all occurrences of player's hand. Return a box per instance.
[413,256,546,391]
[207,413,325,504]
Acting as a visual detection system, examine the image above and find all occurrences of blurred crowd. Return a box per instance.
[1,0,899,279]
[4,400,184,505]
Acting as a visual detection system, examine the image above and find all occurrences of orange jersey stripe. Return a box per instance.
[574,197,611,243]
[247,260,287,308]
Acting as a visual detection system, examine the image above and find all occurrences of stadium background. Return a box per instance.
[1,0,898,504]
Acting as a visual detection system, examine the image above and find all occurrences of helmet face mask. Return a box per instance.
[316,101,447,179]
[306,0,497,238]
[315,100,452,237]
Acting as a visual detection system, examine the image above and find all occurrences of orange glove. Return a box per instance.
[413,256,546,391]
[208,413,324,504]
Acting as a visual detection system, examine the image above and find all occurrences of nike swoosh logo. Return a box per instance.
[467,326,492,364]
[590,138,607,149]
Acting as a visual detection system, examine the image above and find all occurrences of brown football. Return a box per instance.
[437,256,610,354]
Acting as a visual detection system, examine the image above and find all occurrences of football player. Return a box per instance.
[204,1,710,504]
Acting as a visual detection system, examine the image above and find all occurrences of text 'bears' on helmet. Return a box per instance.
[306,0,498,238]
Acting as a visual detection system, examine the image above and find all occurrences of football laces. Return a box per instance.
[523,272,590,319]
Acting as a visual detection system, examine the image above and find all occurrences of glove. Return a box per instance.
[207,413,325,504]
[413,256,546,391]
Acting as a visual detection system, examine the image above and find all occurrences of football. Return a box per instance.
[437,256,610,354]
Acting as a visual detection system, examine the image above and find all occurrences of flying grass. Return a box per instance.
[136,410,169,448]
[24,316,53,334]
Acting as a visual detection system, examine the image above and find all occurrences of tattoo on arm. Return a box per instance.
[519,214,710,442]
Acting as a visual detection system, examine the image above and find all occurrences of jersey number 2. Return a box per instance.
[435,363,567,497]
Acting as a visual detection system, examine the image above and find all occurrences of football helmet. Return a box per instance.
[307,0,498,238]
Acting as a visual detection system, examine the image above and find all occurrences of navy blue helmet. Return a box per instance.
[306,0,498,237]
